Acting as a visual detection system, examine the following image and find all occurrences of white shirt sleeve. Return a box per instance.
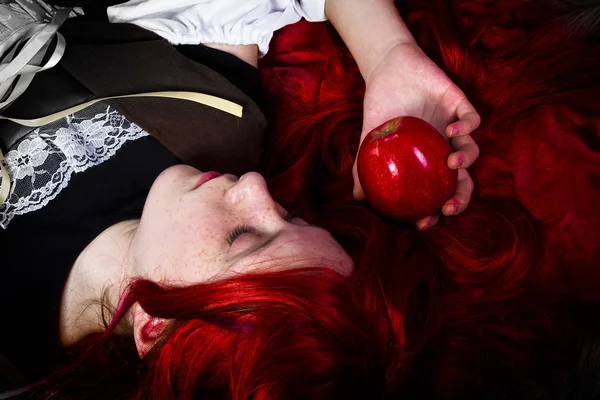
[107,0,328,58]
[293,0,327,21]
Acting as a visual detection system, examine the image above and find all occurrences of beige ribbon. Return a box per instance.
[0,91,244,207]
[0,91,243,127]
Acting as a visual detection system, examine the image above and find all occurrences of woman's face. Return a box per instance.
[128,166,353,284]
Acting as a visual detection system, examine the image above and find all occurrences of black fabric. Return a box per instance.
[0,354,28,393]
[0,24,265,385]
[57,21,267,176]
[0,136,180,384]
[0,66,95,152]
[177,45,264,111]
[0,27,264,154]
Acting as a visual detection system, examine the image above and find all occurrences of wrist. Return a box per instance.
[363,41,427,87]
[362,40,417,84]
[325,0,417,81]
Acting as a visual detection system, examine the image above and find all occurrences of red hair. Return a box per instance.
[259,0,600,397]
[130,270,387,399]
[14,0,600,398]
[26,268,393,399]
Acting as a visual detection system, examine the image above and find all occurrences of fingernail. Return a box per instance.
[449,127,459,137]
[454,157,464,168]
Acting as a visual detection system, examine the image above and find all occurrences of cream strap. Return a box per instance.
[0,91,243,206]
[0,91,243,127]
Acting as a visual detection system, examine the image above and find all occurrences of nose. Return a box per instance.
[225,172,284,228]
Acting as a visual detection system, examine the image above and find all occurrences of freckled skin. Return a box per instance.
[128,165,354,286]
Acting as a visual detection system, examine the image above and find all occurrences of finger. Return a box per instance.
[446,99,481,138]
[416,215,439,230]
[352,161,366,200]
[442,169,474,216]
[448,135,480,169]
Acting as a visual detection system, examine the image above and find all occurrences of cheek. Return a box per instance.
[303,235,354,275]
[138,199,199,257]
[140,223,226,283]
[139,186,239,278]
[164,210,229,269]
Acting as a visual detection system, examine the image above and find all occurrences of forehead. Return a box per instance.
[228,226,353,276]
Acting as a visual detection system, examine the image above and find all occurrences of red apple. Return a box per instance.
[357,116,457,221]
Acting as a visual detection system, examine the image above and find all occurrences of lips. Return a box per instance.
[196,171,221,188]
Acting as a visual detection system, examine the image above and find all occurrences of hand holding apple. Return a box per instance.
[324,0,480,227]
[357,117,457,221]
[352,42,481,229]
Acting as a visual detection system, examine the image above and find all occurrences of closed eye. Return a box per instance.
[227,225,260,245]
[227,212,297,245]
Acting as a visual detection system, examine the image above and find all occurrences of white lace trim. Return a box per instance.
[0,103,148,229]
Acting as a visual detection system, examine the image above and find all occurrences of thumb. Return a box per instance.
[353,125,372,201]
[352,160,366,200]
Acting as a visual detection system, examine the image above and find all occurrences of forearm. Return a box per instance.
[325,0,417,82]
